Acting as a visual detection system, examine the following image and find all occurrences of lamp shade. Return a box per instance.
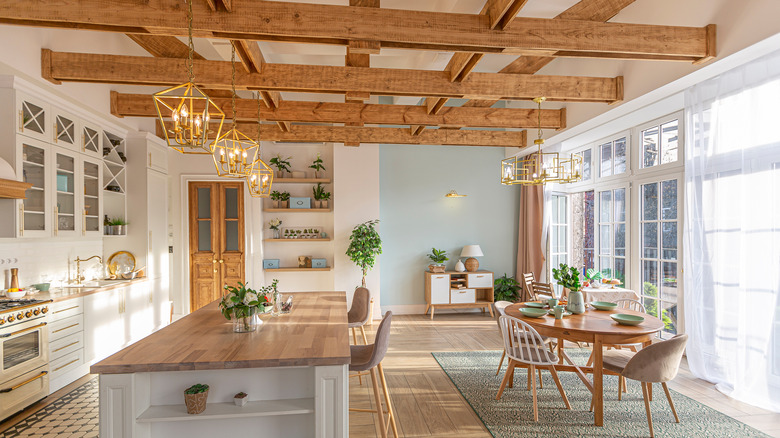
[460,245,483,258]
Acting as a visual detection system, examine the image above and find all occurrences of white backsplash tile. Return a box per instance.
[0,238,103,289]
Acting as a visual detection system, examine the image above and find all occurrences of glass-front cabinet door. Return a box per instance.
[52,109,79,150]
[54,149,78,236]
[16,92,49,143]
[17,138,51,237]
[81,122,102,159]
[82,158,102,236]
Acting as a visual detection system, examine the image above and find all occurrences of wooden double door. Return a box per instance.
[188,181,245,312]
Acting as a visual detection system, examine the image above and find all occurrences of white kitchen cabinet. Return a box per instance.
[427,274,450,304]
[125,282,154,343]
[14,137,52,237]
[84,287,125,364]
[16,91,50,142]
[49,297,87,393]
[80,121,103,159]
[82,156,103,236]
[51,107,81,151]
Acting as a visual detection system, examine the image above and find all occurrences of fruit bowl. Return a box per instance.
[519,308,548,318]
[611,314,645,326]
[591,301,618,311]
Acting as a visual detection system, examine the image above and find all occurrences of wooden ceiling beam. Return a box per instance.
[43,50,623,103]
[0,0,714,62]
[111,91,566,129]
[484,0,530,30]
[205,0,232,12]
[157,122,528,147]
[231,39,264,73]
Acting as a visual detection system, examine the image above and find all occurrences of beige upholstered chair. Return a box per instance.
[586,299,648,367]
[496,315,571,421]
[602,334,689,438]
[349,312,398,438]
[348,287,372,385]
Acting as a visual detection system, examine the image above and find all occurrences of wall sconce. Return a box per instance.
[445,190,466,198]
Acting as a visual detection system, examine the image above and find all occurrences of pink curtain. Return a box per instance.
[516,184,545,300]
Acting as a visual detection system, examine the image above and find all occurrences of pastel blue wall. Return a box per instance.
[379,145,519,307]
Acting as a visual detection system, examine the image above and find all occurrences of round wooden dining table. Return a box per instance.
[504,303,664,427]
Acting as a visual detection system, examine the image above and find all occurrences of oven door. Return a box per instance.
[0,317,49,383]
[0,365,49,421]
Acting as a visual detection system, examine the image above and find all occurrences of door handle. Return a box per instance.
[219,259,224,263]
[0,322,47,338]
[213,259,217,264]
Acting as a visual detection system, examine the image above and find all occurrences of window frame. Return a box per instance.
[633,111,685,178]
[594,130,631,184]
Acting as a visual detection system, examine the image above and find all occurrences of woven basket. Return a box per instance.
[184,390,209,415]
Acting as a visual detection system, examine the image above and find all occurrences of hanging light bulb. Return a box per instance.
[246,92,274,198]
[153,0,224,154]
[212,43,259,179]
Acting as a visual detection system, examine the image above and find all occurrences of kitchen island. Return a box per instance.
[91,291,351,438]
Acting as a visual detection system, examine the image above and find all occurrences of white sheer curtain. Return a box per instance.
[684,48,780,412]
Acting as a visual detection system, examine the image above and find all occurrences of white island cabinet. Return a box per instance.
[92,292,350,438]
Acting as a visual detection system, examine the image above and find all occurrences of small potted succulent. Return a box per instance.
[280,191,291,208]
[269,154,292,178]
[427,248,448,273]
[184,383,209,415]
[309,153,326,179]
[234,392,248,407]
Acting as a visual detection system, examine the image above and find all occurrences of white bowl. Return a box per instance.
[6,290,26,299]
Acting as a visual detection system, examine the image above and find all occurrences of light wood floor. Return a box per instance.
[350,312,780,438]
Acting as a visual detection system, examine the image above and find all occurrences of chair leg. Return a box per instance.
[538,369,544,388]
[352,328,363,385]
[622,376,628,393]
[378,363,399,438]
[641,382,655,438]
[618,373,623,401]
[360,325,369,344]
[530,365,539,422]
[508,362,515,388]
[496,359,514,400]
[370,367,388,438]
[662,382,680,423]
[548,366,571,410]
[496,350,506,376]
[649,382,653,401]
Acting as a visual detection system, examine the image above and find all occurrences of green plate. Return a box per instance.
[519,308,548,318]
[547,309,573,317]
[611,314,645,326]
[591,301,618,310]
[524,302,546,308]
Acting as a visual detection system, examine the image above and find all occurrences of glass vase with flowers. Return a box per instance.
[219,282,269,332]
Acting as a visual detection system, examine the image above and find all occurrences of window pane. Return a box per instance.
[661,179,678,220]
[661,262,678,302]
[614,188,626,222]
[581,149,592,180]
[614,223,626,256]
[644,297,659,318]
[571,191,595,274]
[642,126,660,168]
[600,225,611,255]
[662,222,677,260]
[661,301,678,336]
[558,196,566,223]
[197,187,211,219]
[661,120,679,164]
[600,191,612,222]
[224,188,238,219]
[614,257,626,284]
[552,196,559,224]
[600,142,612,177]
[642,183,658,220]
[558,226,566,253]
[599,257,612,278]
[614,137,627,174]
[643,260,659,296]
[225,220,239,251]
[643,222,658,258]
[198,220,211,251]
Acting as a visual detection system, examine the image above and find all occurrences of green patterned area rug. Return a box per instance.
[433,350,768,437]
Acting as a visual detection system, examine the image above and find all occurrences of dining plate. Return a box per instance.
[611,314,645,326]
[524,302,546,308]
[591,301,618,311]
[519,308,548,318]
[547,309,573,317]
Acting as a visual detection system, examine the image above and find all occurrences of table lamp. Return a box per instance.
[460,245,483,272]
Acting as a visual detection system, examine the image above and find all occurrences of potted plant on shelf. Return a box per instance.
[280,191,291,208]
[346,219,382,288]
[234,392,248,407]
[269,218,282,239]
[184,384,209,415]
[313,183,325,208]
[309,153,326,179]
[270,154,292,178]
[219,282,269,332]
[494,274,521,301]
[270,191,281,208]
[107,217,128,235]
[427,248,448,273]
[552,263,584,314]
[321,190,331,209]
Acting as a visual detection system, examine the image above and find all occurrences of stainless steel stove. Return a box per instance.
[0,298,51,421]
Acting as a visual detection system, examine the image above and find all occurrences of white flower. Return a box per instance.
[269,218,282,228]
[224,292,236,308]
[243,292,258,306]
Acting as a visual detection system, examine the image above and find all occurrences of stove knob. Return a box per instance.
[33,309,40,316]
[41,307,49,314]
[17,312,23,320]
[7,315,14,322]
[25,311,33,318]
[0,318,5,325]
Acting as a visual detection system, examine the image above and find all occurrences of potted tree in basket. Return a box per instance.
[313,183,325,208]
[427,248,448,273]
[270,191,282,208]
[269,154,292,178]
[280,191,291,208]
[309,153,326,179]
[346,219,382,288]
[184,384,209,415]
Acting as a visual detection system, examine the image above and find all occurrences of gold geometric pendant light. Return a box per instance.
[212,43,259,179]
[246,92,274,198]
[501,97,583,185]
[153,0,224,154]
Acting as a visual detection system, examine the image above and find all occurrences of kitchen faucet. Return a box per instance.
[73,255,103,285]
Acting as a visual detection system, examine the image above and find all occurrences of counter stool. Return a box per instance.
[350,311,398,438]
[348,287,372,384]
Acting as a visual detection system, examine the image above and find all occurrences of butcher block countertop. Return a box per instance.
[90,291,351,374]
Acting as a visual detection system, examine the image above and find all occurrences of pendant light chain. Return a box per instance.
[231,43,237,124]
[257,91,262,144]
[186,0,194,84]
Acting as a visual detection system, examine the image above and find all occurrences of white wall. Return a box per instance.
[0,238,102,289]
